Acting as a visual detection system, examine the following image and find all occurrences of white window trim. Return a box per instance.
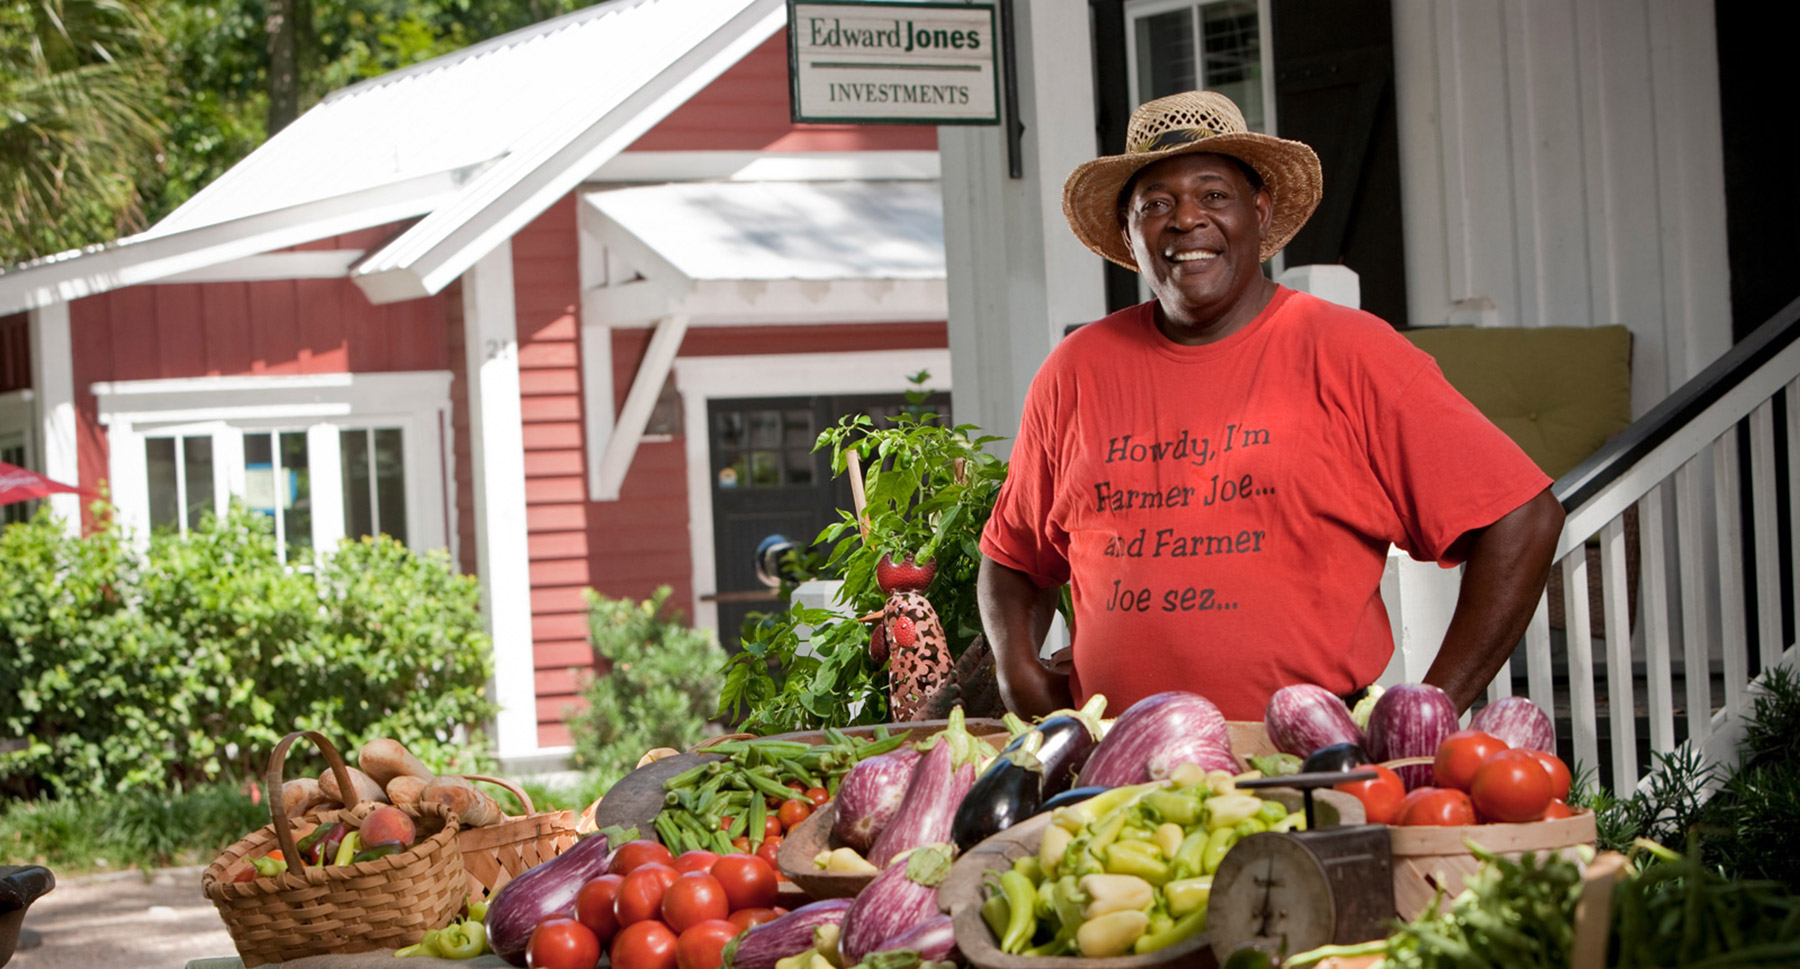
[671,349,951,636]
[93,371,453,556]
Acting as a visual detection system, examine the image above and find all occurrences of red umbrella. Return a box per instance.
[0,461,93,506]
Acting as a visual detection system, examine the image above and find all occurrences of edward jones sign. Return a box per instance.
[787,1,999,125]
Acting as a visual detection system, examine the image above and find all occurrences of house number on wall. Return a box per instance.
[484,339,516,363]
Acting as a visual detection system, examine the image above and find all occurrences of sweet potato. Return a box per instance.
[281,778,336,817]
[386,774,430,807]
[318,765,389,806]
[420,775,503,826]
[358,738,435,787]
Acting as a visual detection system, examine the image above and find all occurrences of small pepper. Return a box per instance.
[1152,822,1185,859]
[1172,829,1211,879]
[982,892,1011,942]
[1256,799,1288,825]
[1079,872,1154,919]
[1133,905,1208,954]
[1232,817,1268,839]
[1205,793,1263,831]
[1039,824,1074,875]
[1102,840,1170,885]
[1164,876,1213,917]
[1201,827,1240,874]
[1077,910,1150,957]
[394,929,442,958]
[435,920,486,959]
[1142,790,1202,827]
[333,830,362,867]
[998,870,1038,954]
[1010,854,1043,883]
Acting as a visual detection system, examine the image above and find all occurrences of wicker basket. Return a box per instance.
[200,731,466,967]
[456,774,578,901]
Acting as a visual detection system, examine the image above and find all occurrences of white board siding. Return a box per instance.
[1391,0,1731,409]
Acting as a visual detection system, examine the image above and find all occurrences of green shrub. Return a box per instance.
[0,778,266,870]
[568,587,722,791]
[0,504,496,797]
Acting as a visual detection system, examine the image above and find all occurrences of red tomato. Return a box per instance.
[1334,764,1406,824]
[1541,798,1575,820]
[1433,730,1509,792]
[574,875,624,944]
[1395,787,1477,826]
[717,816,735,832]
[675,918,740,969]
[803,787,830,807]
[754,835,783,869]
[615,864,679,926]
[1470,749,1553,823]
[611,920,679,969]
[673,850,721,875]
[727,908,783,931]
[610,840,676,876]
[785,780,806,793]
[1521,749,1572,802]
[729,836,751,853]
[776,799,813,831]
[761,815,783,840]
[527,917,601,969]
[711,854,778,911]
[661,872,730,933]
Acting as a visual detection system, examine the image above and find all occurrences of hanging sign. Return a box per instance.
[787,0,1000,125]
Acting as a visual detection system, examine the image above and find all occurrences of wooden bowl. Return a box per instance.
[776,802,874,899]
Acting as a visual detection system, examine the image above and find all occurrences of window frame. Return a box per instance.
[0,389,36,526]
[1123,0,1278,134]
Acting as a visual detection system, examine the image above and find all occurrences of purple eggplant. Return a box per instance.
[1470,695,1556,752]
[1265,683,1364,757]
[1364,682,1460,790]
[840,846,954,965]
[1079,692,1234,786]
[722,898,855,969]
[833,746,921,853]
[867,708,984,868]
[483,830,613,966]
[868,913,959,963]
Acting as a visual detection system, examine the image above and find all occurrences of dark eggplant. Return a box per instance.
[949,699,1106,852]
[722,898,855,969]
[1040,785,1111,813]
[1300,742,1372,775]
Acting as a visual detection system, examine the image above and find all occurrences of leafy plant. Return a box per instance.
[717,373,1007,733]
[568,587,722,791]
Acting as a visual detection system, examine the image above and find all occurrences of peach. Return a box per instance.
[360,805,416,847]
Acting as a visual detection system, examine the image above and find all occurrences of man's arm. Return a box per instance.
[1423,488,1565,712]
[978,555,1073,718]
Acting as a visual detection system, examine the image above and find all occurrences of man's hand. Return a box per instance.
[1425,488,1565,711]
[978,555,1073,717]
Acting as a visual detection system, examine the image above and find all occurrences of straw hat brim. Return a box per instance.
[1062,131,1323,270]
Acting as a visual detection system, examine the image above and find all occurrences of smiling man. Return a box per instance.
[977,90,1565,722]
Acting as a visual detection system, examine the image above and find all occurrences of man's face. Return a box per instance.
[1120,153,1274,340]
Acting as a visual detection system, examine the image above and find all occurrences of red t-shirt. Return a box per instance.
[980,288,1552,720]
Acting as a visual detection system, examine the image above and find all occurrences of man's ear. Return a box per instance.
[1256,187,1275,235]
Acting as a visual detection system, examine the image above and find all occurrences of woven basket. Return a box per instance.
[456,774,578,901]
[200,731,466,967]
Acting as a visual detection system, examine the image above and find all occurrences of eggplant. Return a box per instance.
[723,898,855,969]
[867,708,984,868]
[867,913,959,964]
[832,746,922,853]
[1079,691,1232,787]
[1041,785,1111,812]
[1364,682,1460,790]
[840,846,954,965]
[1300,742,1371,775]
[483,830,614,966]
[949,701,1105,852]
[1265,683,1364,757]
[1469,695,1555,752]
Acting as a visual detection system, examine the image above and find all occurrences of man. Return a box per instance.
[978,90,1564,721]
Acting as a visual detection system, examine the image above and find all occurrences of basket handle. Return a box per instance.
[263,730,361,867]
[462,774,534,817]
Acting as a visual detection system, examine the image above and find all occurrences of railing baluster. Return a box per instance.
[1715,432,1748,716]
[1601,515,1637,788]
[1787,379,1800,656]
[1640,486,1676,753]
[1487,659,1513,701]
[1750,399,1782,672]
[1564,551,1601,781]
[1676,459,1714,749]
[1526,594,1554,719]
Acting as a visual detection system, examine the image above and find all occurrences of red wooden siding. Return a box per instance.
[0,312,28,393]
[628,31,936,153]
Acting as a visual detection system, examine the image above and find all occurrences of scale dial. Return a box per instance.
[1207,832,1337,964]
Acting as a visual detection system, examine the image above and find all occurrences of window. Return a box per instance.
[1,434,27,526]
[145,434,215,534]
[340,427,408,547]
[1127,0,1272,132]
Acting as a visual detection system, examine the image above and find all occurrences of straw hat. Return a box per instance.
[1063,90,1323,269]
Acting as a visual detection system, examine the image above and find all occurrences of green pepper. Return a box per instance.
[998,870,1038,954]
[1232,817,1268,838]
[981,892,1011,942]
[1103,840,1171,884]
[1142,789,1202,826]
[436,920,486,959]
[394,930,442,958]
[1201,827,1239,874]
[1255,799,1288,825]
[1079,872,1154,918]
[1172,829,1211,879]
[1151,822,1185,860]
[1164,876,1213,916]
[333,830,362,867]
[467,898,488,923]
[1039,824,1074,875]
[250,855,288,877]
[1011,854,1043,883]
[1133,906,1208,954]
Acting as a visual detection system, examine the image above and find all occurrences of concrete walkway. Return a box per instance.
[9,866,234,969]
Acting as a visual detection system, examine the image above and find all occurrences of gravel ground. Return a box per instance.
[8,865,234,969]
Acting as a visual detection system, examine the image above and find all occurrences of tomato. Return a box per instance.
[1521,749,1572,802]
[785,780,806,794]
[673,850,721,875]
[755,835,783,869]
[527,917,601,969]
[1395,787,1477,826]
[611,919,679,969]
[730,836,751,853]
[675,918,740,969]
[761,815,783,840]
[727,908,783,931]
[610,840,676,876]
[1433,730,1509,792]
[615,863,679,926]
[1541,798,1575,820]
[1334,764,1405,824]
[803,787,830,807]
[776,799,813,831]
[574,874,624,944]
[711,853,778,911]
[717,816,735,832]
[1470,749,1552,823]
[661,872,730,933]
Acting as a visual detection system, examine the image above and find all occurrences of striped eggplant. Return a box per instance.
[839,846,954,965]
[1265,683,1364,757]
[832,746,922,853]
[868,913,958,964]
[867,708,984,868]
[1364,682,1460,790]
[483,830,615,966]
[1470,695,1556,752]
[1079,691,1234,786]
[722,898,854,969]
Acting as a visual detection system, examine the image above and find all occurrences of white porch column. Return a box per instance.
[28,303,78,532]
[461,241,539,762]
[940,0,1106,454]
